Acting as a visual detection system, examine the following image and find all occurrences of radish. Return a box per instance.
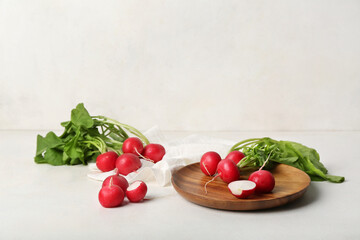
[200,151,221,176]
[248,170,275,193]
[142,143,166,163]
[98,178,125,208]
[126,181,147,203]
[116,153,142,176]
[96,151,118,172]
[217,159,240,183]
[122,137,144,156]
[225,151,245,165]
[102,169,129,192]
[248,150,275,193]
[228,180,256,199]
[204,159,240,193]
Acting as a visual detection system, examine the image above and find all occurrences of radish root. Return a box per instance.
[259,150,274,171]
[204,175,219,194]
[202,162,212,176]
[135,148,155,163]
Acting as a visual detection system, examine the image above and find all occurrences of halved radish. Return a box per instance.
[126,181,147,203]
[228,180,256,199]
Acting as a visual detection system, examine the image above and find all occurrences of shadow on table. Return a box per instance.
[252,183,320,213]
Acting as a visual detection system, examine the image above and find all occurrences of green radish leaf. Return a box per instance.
[71,103,94,128]
[35,132,63,156]
[34,154,46,164]
[324,174,345,183]
[43,148,64,166]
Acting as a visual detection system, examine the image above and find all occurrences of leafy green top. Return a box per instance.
[230,137,345,183]
[34,103,149,166]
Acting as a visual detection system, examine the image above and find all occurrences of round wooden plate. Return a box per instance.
[171,163,311,211]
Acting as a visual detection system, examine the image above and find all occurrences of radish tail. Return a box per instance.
[204,175,219,194]
[135,148,154,163]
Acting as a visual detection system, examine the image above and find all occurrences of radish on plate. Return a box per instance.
[225,151,245,165]
[98,178,125,208]
[248,150,276,193]
[102,169,129,192]
[126,181,147,203]
[248,170,275,193]
[96,151,118,172]
[142,143,166,163]
[116,153,142,176]
[228,180,256,199]
[200,151,221,176]
[122,137,144,156]
[217,159,240,183]
[204,159,240,193]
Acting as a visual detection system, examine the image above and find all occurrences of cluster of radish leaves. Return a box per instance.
[230,137,344,183]
[34,103,149,166]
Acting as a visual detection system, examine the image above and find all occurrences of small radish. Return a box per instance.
[102,169,129,192]
[98,178,125,208]
[96,151,118,172]
[248,150,275,193]
[204,159,240,193]
[217,159,240,183]
[126,180,148,203]
[142,143,166,163]
[225,151,245,165]
[228,180,256,199]
[122,137,144,156]
[200,151,221,176]
[248,170,275,193]
[116,153,142,175]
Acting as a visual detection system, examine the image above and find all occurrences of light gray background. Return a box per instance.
[1,0,359,131]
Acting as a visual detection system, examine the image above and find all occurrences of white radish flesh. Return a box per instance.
[228,180,256,199]
[126,181,147,203]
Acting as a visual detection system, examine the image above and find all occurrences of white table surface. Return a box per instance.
[0,130,358,240]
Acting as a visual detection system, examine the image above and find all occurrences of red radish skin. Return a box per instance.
[225,151,245,165]
[200,151,222,176]
[98,179,125,208]
[248,170,275,193]
[217,159,240,183]
[102,173,129,192]
[142,144,166,163]
[122,137,144,156]
[204,159,240,194]
[228,180,256,199]
[116,153,142,176]
[126,181,147,203]
[96,151,118,172]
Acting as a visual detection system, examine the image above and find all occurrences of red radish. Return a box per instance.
[126,181,148,203]
[248,150,275,193]
[102,170,129,192]
[142,143,166,163]
[96,151,118,172]
[217,159,240,183]
[200,151,221,176]
[98,178,125,208]
[116,153,142,175]
[248,170,275,193]
[204,159,240,193]
[225,151,245,165]
[228,180,256,199]
[122,137,144,156]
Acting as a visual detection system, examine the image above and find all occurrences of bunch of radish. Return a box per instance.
[96,137,165,208]
[96,137,166,175]
[98,169,148,208]
[200,150,275,199]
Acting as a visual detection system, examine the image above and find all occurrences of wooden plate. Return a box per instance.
[171,163,311,211]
